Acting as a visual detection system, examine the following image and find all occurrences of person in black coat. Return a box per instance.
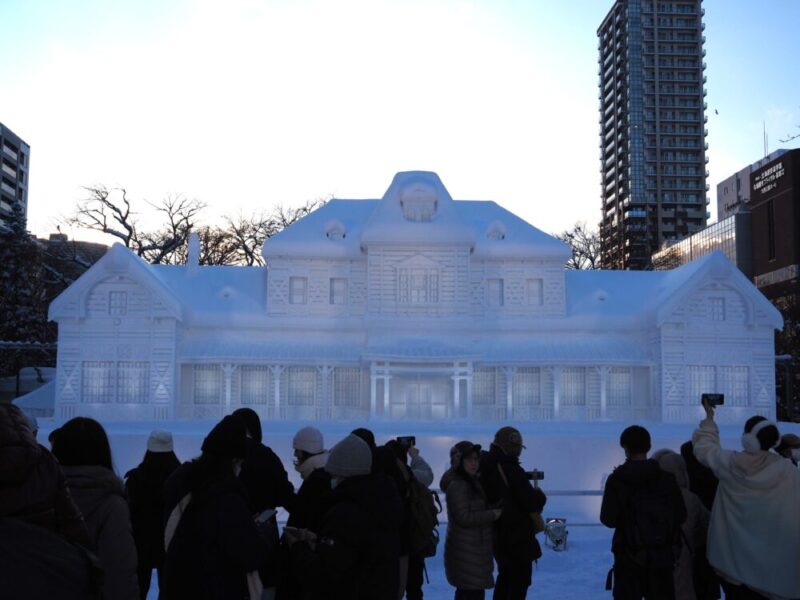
[601,426,687,600]
[479,426,547,600]
[287,433,403,600]
[124,430,181,600]
[162,415,266,600]
[285,426,332,533]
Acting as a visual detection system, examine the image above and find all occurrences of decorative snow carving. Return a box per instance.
[325,219,346,240]
[486,220,507,240]
[399,182,438,222]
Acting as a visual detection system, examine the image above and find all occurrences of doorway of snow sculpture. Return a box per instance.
[48,171,783,423]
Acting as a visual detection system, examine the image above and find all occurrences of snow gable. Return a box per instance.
[655,251,782,329]
[49,243,183,322]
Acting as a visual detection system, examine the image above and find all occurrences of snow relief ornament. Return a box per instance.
[399,181,438,222]
[544,517,568,551]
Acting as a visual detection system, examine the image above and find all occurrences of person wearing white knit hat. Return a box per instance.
[147,429,174,453]
[693,400,800,599]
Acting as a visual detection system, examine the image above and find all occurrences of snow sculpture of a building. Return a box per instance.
[49,172,782,423]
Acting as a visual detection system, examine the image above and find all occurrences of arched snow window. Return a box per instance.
[486,221,506,240]
[325,220,346,240]
[399,182,438,222]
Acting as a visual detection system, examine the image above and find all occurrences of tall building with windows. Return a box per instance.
[0,122,30,229]
[598,0,709,270]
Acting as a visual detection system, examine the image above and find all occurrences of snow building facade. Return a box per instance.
[49,172,782,423]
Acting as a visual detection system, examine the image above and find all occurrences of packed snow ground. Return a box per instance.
[34,419,800,600]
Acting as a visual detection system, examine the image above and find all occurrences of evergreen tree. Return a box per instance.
[0,203,48,377]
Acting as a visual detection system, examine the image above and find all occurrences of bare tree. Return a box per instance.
[555,222,601,270]
[68,186,206,264]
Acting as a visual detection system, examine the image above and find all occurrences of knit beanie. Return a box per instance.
[326,434,372,479]
[493,426,525,454]
[201,415,247,459]
[147,429,174,453]
[293,426,324,454]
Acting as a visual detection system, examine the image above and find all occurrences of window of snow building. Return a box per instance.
[289,277,307,304]
[330,278,347,305]
[608,368,632,406]
[108,291,128,316]
[240,366,270,405]
[561,367,586,405]
[527,278,543,306]
[709,297,725,321]
[288,367,317,406]
[82,361,114,403]
[398,268,439,304]
[719,366,749,406]
[488,279,504,307]
[194,365,222,405]
[117,362,150,403]
[687,366,715,401]
[514,368,541,405]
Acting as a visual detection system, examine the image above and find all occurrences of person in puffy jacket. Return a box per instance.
[125,429,181,599]
[441,441,501,600]
[693,400,800,600]
[50,417,140,600]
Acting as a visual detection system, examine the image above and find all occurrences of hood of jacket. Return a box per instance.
[440,468,456,493]
[296,451,328,481]
[729,449,787,490]
[651,449,689,489]
[61,465,127,520]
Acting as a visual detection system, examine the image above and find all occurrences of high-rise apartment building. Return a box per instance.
[598,0,709,270]
[0,122,30,229]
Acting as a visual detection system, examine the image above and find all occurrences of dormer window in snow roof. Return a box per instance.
[399,182,438,222]
[486,221,506,240]
[325,220,346,241]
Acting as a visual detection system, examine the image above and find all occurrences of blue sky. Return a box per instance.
[1,0,798,242]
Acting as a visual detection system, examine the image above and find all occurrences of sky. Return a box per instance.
[1,0,799,243]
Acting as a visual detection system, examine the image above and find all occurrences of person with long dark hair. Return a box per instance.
[125,430,181,599]
[441,441,501,600]
[50,417,139,600]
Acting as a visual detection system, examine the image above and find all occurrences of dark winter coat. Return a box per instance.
[479,444,547,562]
[162,460,266,600]
[62,465,140,600]
[0,403,89,547]
[285,467,333,534]
[374,443,414,555]
[125,451,181,570]
[239,438,294,512]
[600,459,687,557]
[440,468,495,591]
[681,441,719,511]
[291,472,403,600]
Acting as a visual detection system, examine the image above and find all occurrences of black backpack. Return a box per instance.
[624,472,681,568]
[397,459,442,558]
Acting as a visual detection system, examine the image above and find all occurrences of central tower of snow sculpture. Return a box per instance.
[49,171,782,423]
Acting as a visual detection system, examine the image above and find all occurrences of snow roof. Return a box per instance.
[263,171,571,261]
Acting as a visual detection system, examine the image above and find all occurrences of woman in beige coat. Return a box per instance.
[440,441,501,600]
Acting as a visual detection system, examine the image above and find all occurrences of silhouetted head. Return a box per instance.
[51,417,113,471]
[232,408,262,443]
[620,425,651,459]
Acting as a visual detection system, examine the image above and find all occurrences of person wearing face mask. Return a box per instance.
[286,433,402,599]
[161,415,266,600]
[775,433,800,467]
[441,441,502,600]
[693,400,800,600]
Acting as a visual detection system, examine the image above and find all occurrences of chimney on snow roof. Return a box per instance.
[187,231,200,272]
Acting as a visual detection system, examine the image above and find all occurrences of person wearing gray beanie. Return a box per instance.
[326,434,372,482]
[287,433,402,599]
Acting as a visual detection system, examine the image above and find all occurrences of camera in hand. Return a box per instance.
[526,469,545,481]
[397,435,416,448]
[701,393,725,406]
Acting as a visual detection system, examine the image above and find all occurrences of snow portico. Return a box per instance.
[49,172,782,423]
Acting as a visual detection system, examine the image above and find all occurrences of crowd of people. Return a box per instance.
[0,398,798,600]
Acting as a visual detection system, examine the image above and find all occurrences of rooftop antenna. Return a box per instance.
[763,121,769,157]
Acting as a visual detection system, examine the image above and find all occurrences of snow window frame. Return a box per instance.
[686,365,716,403]
[719,366,749,407]
[194,365,222,405]
[709,297,726,321]
[81,361,115,403]
[333,367,362,407]
[329,278,348,305]
[117,361,150,404]
[287,367,317,406]
[240,366,271,405]
[526,278,544,306]
[108,291,128,316]
[398,268,439,305]
[607,367,632,406]
[472,367,498,405]
[487,279,504,307]
[513,367,541,406]
[289,277,308,305]
[561,367,586,406]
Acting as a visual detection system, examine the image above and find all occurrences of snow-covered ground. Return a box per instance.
[35,418,799,599]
